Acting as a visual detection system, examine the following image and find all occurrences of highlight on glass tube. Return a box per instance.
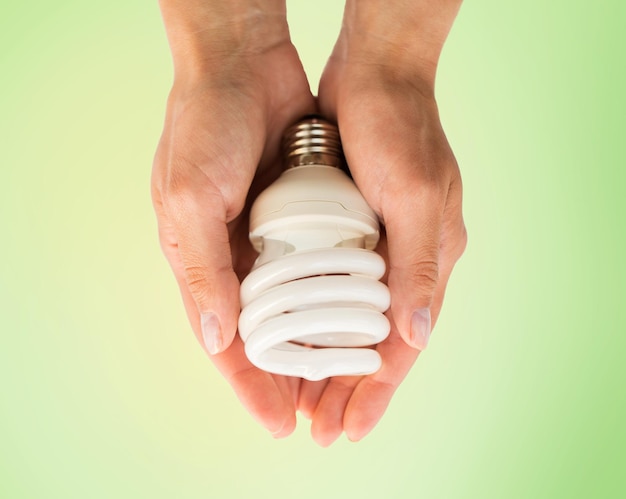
[238,116,390,381]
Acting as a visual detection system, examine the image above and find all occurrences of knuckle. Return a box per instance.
[159,166,196,206]
[382,174,448,220]
[448,221,468,261]
[184,265,214,305]
[398,172,445,198]
[407,259,440,292]
[160,156,241,222]
[163,162,203,201]
[165,174,227,222]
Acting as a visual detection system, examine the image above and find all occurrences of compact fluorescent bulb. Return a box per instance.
[238,116,390,381]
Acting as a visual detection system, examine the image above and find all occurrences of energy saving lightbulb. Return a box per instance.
[238,116,391,381]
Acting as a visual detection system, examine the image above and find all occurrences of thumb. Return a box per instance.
[159,183,241,356]
[383,185,444,351]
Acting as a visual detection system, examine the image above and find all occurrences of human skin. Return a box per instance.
[302,0,467,445]
[152,0,466,445]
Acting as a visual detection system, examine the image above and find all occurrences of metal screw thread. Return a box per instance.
[281,115,344,169]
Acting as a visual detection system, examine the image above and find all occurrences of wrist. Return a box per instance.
[335,0,463,89]
[159,0,290,81]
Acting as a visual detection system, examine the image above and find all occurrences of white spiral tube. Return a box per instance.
[238,162,391,381]
[239,247,391,380]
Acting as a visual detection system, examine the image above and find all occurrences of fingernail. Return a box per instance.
[201,312,223,355]
[410,308,431,350]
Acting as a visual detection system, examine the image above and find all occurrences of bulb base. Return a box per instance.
[281,115,344,169]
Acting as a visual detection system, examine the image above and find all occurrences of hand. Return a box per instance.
[297,1,467,445]
[151,1,315,436]
[152,0,465,445]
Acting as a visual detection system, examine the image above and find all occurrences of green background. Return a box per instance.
[1,1,624,498]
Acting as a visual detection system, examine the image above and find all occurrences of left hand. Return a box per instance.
[298,36,467,446]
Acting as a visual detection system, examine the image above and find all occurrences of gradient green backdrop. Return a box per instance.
[1,1,624,498]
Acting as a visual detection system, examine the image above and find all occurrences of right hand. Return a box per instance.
[151,3,315,436]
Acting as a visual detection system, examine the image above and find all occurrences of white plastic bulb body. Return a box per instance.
[238,164,391,381]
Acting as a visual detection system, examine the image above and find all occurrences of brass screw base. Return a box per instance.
[281,115,344,169]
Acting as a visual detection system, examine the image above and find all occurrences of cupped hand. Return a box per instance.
[151,38,316,437]
[298,54,467,445]
[153,0,466,446]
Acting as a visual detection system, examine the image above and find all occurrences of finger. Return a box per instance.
[284,375,303,411]
[384,178,446,351]
[217,337,297,438]
[218,340,297,439]
[160,174,241,355]
[343,225,465,442]
[270,375,301,438]
[174,264,296,436]
[310,376,361,447]
[298,379,329,419]
[343,319,420,442]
